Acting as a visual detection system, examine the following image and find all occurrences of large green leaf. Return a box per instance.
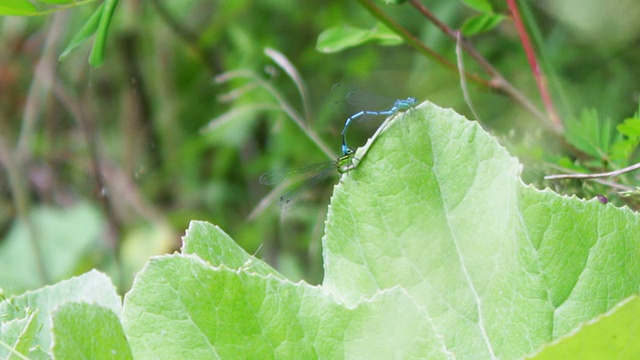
[122,253,448,358]
[0,270,120,358]
[51,302,132,359]
[528,295,640,359]
[121,101,640,358]
[323,102,640,357]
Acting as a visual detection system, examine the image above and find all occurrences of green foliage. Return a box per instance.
[0,0,37,16]
[609,106,640,161]
[459,0,505,36]
[0,270,121,358]
[317,23,404,53]
[4,102,640,358]
[461,13,506,36]
[0,203,104,296]
[564,109,617,160]
[58,2,104,60]
[529,296,640,359]
[3,1,640,357]
[87,0,118,66]
[52,302,132,359]
[0,0,95,15]
[0,0,118,66]
[546,103,640,205]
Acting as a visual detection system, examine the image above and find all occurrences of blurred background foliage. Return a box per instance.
[1,0,640,294]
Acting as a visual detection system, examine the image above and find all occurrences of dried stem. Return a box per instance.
[545,162,640,181]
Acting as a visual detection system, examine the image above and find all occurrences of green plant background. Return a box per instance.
[3,103,640,358]
[2,0,640,357]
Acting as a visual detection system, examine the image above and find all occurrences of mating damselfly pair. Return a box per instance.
[260,96,417,208]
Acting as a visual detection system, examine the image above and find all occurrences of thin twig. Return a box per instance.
[455,31,481,122]
[7,12,69,285]
[407,0,553,131]
[545,162,640,181]
[354,0,489,88]
[215,70,337,160]
[49,79,124,287]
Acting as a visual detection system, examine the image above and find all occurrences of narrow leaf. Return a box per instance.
[88,0,119,67]
[59,2,105,61]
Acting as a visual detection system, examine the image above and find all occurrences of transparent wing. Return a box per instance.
[276,167,335,209]
[259,161,335,185]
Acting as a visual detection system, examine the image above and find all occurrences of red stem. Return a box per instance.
[506,0,563,132]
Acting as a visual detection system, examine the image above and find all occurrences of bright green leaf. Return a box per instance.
[52,303,133,359]
[59,2,105,61]
[462,0,494,13]
[0,0,37,16]
[371,22,405,46]
[528,296,640,359]
[608,138,640,161]
[37,0,76,4]
[122,254,449,358]
[317,25,372,53]
[461,13,506,36]
[0,270,121,357]
[324,101,640,358]
[89,0,119,67]
[617,117,640,138]
[182,221,285,279]
[0,0,91,16]
[317,22,402,53]
[564,108,617,158]
[609,117,640,160]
